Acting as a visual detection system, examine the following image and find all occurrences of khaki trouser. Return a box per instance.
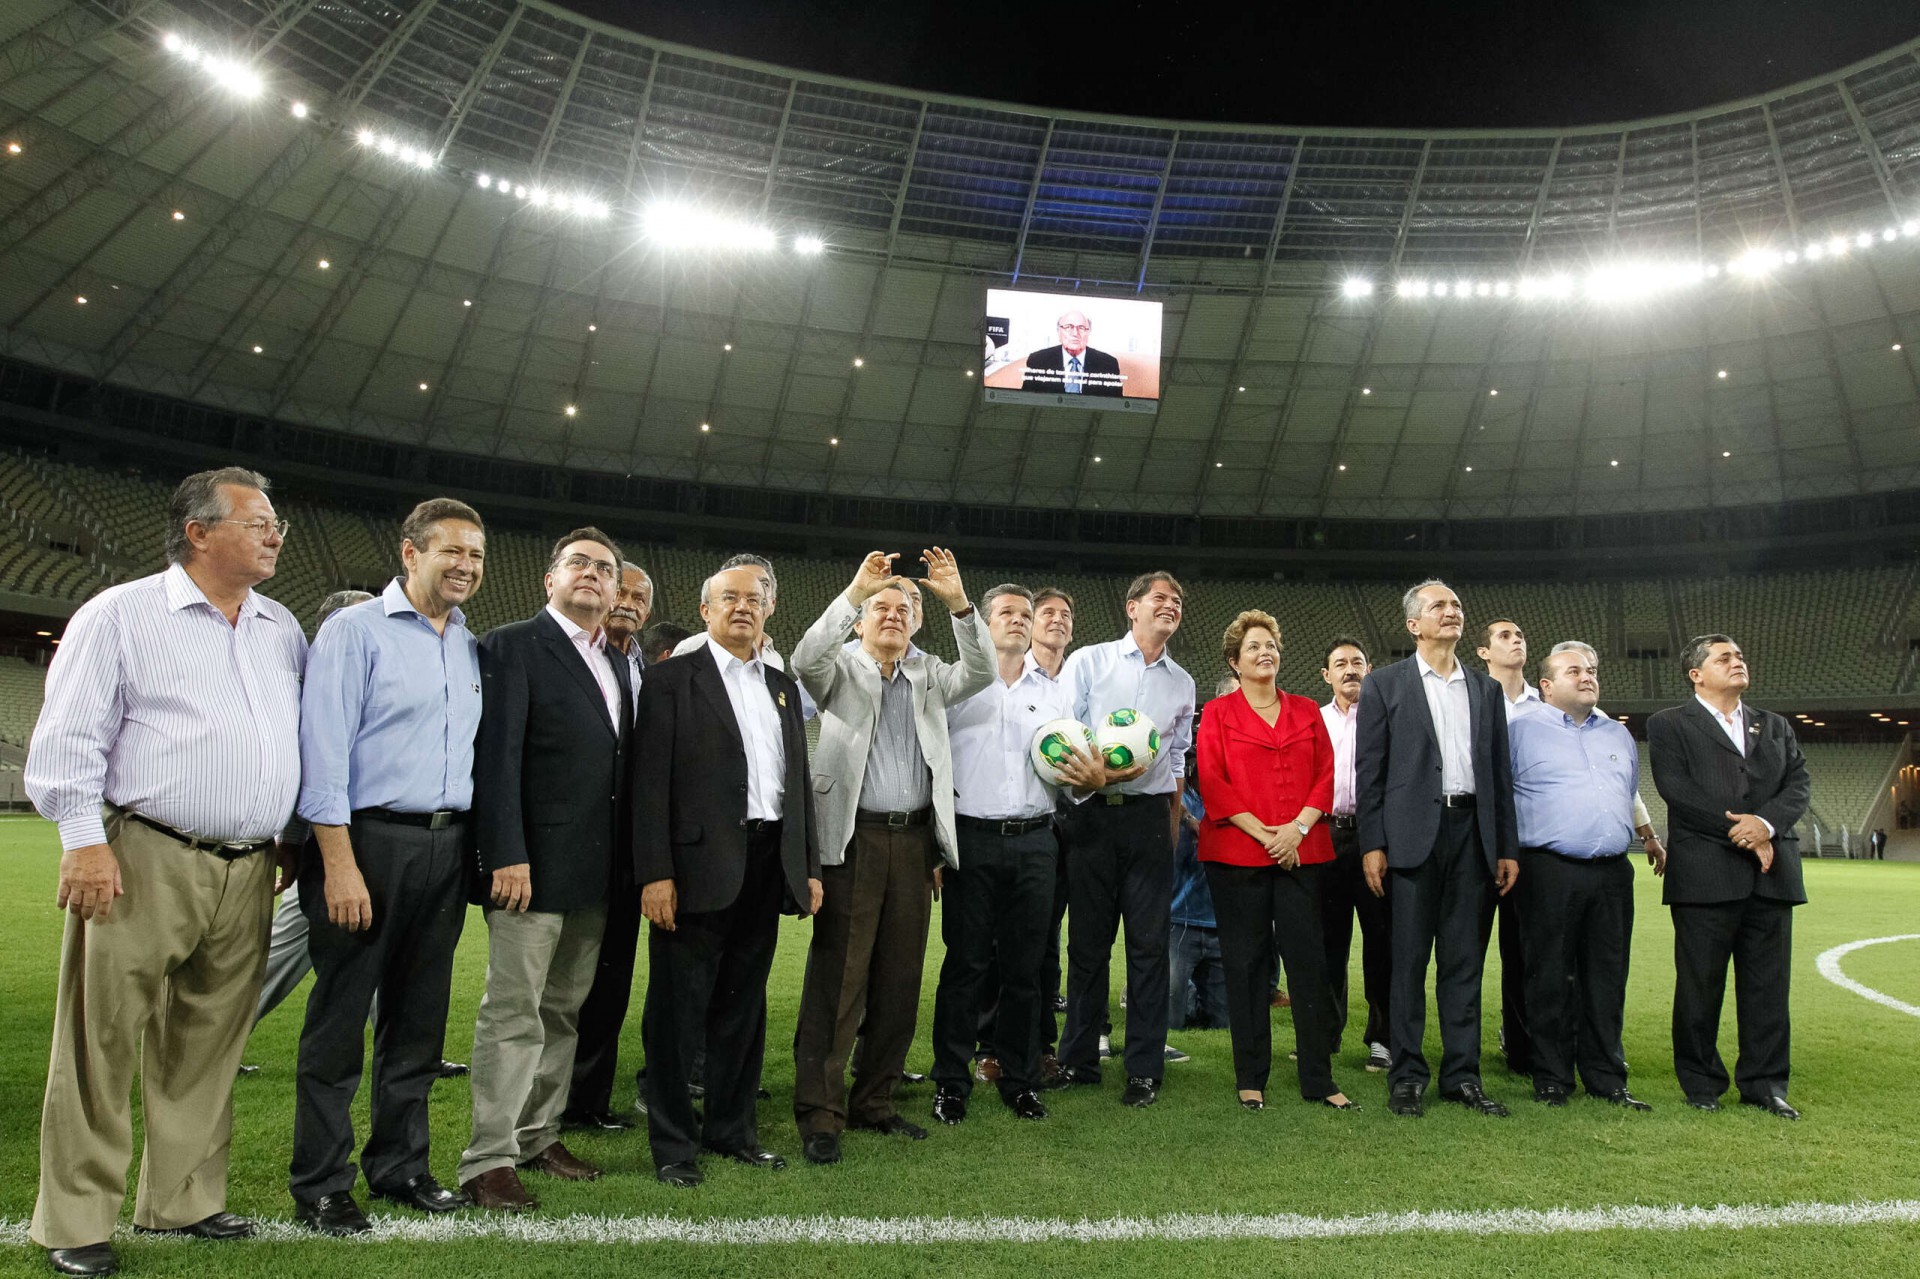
[457,905,605,1183]
[31,811,274,1249]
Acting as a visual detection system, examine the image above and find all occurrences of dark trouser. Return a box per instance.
[568,871,643,1117]
[932,822,1056,1099]
[793,822,938,1135]
[1317,822,1391,1051]
[1205,861,1337,1097]
[1059,796,1174,1083]
[1168,922,1227,1029]
[643,825,783,1168]
[979,825,1072,1059]
[289,816,468,1200]
[1388,805,1494,1093]
[1670,895,1794,1103]
[1487,889,1532,1072]
[1521,849,1633,1096]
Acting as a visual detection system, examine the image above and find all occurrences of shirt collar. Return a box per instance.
[707,633,762,675]
[1118,630,1172,670]
[1324,697,1358,718]
[1694,693,1743,723]
[1509,685,1541,706]
[545,602,603,649]
[383,577,466,629]
[163,562,265,621]
[1415,652,1465,684]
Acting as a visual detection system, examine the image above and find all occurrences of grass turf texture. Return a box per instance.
[0,816,1916,1276]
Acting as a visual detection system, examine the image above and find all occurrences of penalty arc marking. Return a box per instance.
[1815,934,1920,1019]
[4,1201,1920,1246]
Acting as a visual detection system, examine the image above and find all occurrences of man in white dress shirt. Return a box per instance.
[1318,636,1392,1074]
[1056,572,1197,1108]
[25,467,306,1276]
[1476,617,1538,1076]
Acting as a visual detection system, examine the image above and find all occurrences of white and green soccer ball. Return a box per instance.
[1029,717,1096,781]
[1094,708,1161,771]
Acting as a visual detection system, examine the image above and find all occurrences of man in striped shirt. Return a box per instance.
[25,467,307,1278]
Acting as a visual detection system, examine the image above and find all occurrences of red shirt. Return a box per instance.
[1195,688,1336,868]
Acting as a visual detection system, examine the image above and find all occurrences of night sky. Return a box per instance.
[569,0,1916,130]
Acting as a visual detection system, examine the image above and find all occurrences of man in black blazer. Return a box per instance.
[637,561,822,1189]
[456,528,633,1212]
[1356,579,1520,1119]
[1647,635,1809,1119]
[1020,310,1124,397]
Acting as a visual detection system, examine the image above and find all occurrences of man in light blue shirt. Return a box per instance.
[290,498,487,1233]
[1056,571,1196,1107]
[1509,640,1664,1113]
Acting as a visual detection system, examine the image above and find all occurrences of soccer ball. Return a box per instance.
[1029,717,1096,781]
[1094,708,1160,770]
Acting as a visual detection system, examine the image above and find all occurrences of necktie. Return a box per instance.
[1065,355,1083,394]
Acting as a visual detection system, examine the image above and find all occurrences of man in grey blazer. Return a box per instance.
[791,548,995,1166]
[1355,579,1520,1119]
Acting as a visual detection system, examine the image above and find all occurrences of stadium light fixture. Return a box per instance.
[251,344,264,353]
[1722,450,1731,457]
[1856,232,1877,250]
[171,210,184,221]
[419,382,429,391]
[1337,463,1347,471]
[1610,459,1619,467]
[699,422,710,432]
[1361,387,1371,395]
[290,101,308,119]
[644,202,777,250]
[1895,343,1904,351]
[587,323,597,332]
[75,296,86,305]
[795,234,826,255]
[723,343,733,351]
[1093,456,1103,463]
[1341,277,1373,297]
[564,404,577,417]
[5,142,19,155]
[317,258,329,269]
[829,437,839,446]
[852,357,864,368]
[1717,369,1728,378]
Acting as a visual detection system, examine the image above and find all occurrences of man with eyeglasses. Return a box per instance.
[637,561,820,1188]
[290,499,487,1233]
[670,552,816,721]
[1021,310,1125,398]
[25,468,306,1277]
[458,528,634,1211]
[564,561,654,1133]
[790,549,994,1165]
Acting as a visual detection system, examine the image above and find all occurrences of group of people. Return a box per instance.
[22,466,1812,1278]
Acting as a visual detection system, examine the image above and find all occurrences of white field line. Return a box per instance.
[1815,934,1920,1019]
[4,1200,1920,1246]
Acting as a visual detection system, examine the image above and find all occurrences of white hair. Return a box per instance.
[1402,578,1452,621]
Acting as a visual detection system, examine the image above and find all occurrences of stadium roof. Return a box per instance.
[4,0,1920,521]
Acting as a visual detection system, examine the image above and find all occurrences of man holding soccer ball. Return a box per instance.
[1055,572,1198,1108]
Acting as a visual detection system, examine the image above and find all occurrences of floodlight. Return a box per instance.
[1885,227,1900,242]
[1806,243,1825,260]
[1905,221,1919,237]
[163,32,183,52]
[1341,277,1373,297]
[643,202,778,250]
[1857,232,1876,249]
[477,174,492,189]
[290,101,308,118]
[1828,236,1849,256]
[357,129,374,146]
[795,234,826,255]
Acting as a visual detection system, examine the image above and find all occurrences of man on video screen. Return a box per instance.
[1021,311,1124,397]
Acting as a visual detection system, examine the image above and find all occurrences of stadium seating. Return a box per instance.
[0,656,46,748]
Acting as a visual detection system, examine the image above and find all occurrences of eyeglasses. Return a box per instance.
[218,518,290,539]
[557,554,618,579]
[714,591,769,612]
[1057,322,1092,332]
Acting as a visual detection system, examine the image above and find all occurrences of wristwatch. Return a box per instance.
[1295,820,1311,839]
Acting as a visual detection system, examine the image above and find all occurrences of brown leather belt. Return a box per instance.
[125,811,273,860]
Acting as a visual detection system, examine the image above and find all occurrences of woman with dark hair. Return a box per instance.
[1195,609,1353,1111]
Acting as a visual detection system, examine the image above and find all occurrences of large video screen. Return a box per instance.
[983,290,1162,414]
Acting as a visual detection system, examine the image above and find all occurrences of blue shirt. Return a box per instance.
[1509,706,1637,858]
[296,578,483,825]
[1170,786,1215,927]
[1065,632,1196,797]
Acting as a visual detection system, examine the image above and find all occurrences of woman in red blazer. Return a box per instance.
[1196,609,1353,1111]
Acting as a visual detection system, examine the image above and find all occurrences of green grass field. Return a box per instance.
[1,817,1917,1277]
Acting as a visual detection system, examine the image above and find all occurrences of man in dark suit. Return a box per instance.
[1021,310,1124,397]
[1355,579,1520,1119]
[637,561,822,1189]
[563,560,652,1132]
[1647,634,1809,1119]
[456,528,633,1211]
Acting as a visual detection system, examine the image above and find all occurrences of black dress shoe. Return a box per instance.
[656,1161,704,1189]
[1534,1085,1571,1107]
[294,1190,372,1236]
[1121,1077,1159,1108]
[1005,1090,1049,1120]
[1686,1095,1722,1112]
[851,1114,929,1140]
[1319,1096,1361,1111]
[46,1245,116,1277]
[802,1132,842,1165]
[932,1087,968,1125]
[1057,1065,1101,1087]
[563,1109,635,1131]
[707,1145,787,1169]
[1602,1087,1653,1112]
[1388,1082,1425,1117]
[900,1071,928,1085]
[437,1059,469,1078]
[1740,1094,1801,1120]
[370,1173,471,1213]
[1439,1081,1510,1117]
[133,1211,257,1240]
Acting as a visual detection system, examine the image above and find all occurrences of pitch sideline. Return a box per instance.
[4,1199,1920,1246]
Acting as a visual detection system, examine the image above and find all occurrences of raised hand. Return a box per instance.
[917,546,969,614]
[847,551,899,606]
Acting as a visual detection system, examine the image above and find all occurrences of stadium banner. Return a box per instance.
[983,288,1162,414]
